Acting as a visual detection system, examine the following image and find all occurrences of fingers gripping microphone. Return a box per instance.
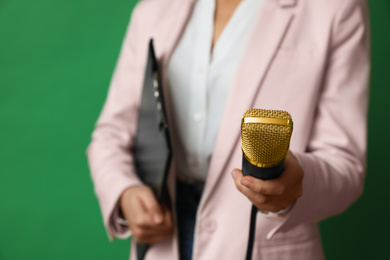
[241,109,293,260]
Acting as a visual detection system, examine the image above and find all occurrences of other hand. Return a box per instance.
[232,152,303,213]
[120,185,173,244]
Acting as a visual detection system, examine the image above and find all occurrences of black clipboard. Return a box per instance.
[132,39,172,260]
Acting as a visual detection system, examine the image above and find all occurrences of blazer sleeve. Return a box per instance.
[268,0,370,239]
[87,3,145,240]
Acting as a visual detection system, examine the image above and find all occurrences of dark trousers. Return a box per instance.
[176,179,204,260]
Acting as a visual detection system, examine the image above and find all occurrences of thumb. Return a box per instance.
[232,168,244,190]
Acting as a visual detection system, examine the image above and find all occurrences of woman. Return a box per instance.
[87,0,370,259]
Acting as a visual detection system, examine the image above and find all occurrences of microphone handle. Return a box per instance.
[242,154,284,180]
[242,154,285,260]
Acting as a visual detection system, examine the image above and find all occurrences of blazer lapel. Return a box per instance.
[158,0,197,66]
[201,0,296,205]
[153,0,197,205]
[157,0,196,134]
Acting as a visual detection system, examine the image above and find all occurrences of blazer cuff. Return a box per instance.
[97,174,142,241]
[108,201,132,240]
[258,201,295,218]
[265,151,315,239]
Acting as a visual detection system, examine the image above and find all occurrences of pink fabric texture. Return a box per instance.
[87,0,370,259]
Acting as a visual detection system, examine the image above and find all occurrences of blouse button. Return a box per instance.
[202,219,217,233]
[193,112,203,122]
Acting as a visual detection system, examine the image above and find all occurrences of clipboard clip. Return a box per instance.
[152,71,168,131]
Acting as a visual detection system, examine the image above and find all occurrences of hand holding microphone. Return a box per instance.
[231,109,304,260]
[232,108,303,213]
[232,151,303,213]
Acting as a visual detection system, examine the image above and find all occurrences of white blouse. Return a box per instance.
[167,0,264,182]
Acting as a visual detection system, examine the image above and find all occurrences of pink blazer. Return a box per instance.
[87,0,369,259]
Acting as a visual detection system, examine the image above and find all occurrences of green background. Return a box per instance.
[0,0,389,259]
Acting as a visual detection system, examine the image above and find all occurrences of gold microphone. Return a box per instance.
[241,108,293,180]
[241,109,294,260]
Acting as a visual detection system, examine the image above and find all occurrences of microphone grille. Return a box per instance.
[241,109,293,168]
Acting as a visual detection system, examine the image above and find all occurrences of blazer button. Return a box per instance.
[202,219,217,233]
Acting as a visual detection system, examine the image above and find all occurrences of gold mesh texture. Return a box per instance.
[241,109,293,168]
